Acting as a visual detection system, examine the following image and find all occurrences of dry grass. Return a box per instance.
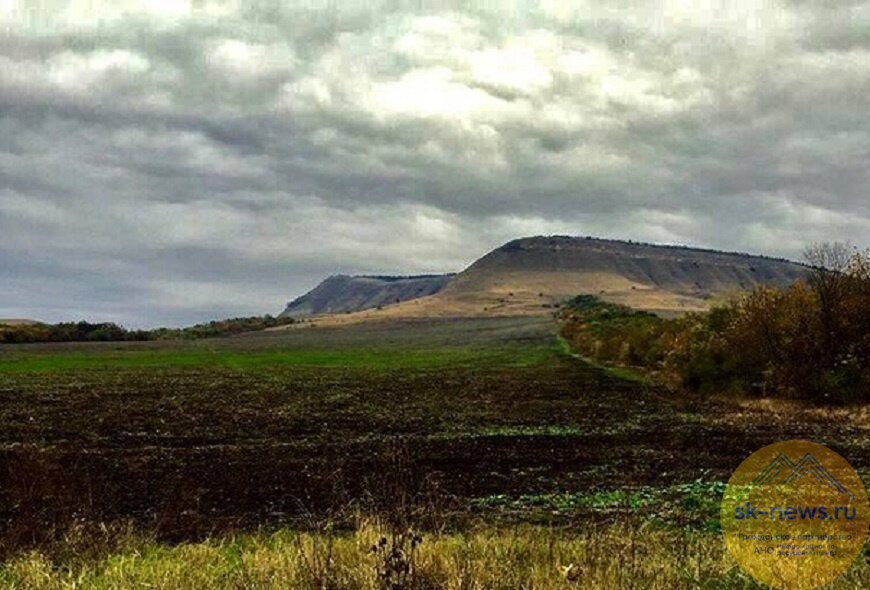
[1,518,867,589]
[289,277,708,330]
[0,319,40,327]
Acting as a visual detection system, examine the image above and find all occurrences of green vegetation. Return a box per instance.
[474,480,727,532]
[560,244,870,403]
[6,518,844,590]
[0,321,152,343]
[559,295,729,391]
[0,315,297,344]
[0,343,555,373]
[0,316,559,373]
[148,315,297,340]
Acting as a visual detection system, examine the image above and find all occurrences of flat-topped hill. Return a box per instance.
[280,236,808,324]
[435,236,807,314]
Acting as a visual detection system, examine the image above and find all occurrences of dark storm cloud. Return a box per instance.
[1,1,869,326]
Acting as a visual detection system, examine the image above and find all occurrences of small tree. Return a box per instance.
[802,242,851,368]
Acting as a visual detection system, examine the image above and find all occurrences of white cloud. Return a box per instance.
[207,38,296,80]
[46,49,150,93]
[1,0,869,325]
[468,44,554,97]
[371,67,513,121]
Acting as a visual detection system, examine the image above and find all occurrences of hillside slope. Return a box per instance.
[437,236,808,314]
[291,236,808,325]
[279,274,454,317]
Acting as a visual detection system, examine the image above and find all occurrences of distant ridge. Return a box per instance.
[280,236,809,323]
[279,274,454,318]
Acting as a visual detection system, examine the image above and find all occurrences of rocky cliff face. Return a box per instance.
[279,274,454,317]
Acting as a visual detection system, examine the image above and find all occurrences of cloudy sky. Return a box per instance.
[1,1,869,327]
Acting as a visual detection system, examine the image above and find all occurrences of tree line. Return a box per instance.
[560,243,869,403]
[0,315,296,344]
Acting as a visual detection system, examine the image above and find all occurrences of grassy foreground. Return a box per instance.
[7,519,868,590]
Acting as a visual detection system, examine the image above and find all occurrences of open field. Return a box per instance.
[1,316,868,586]
[0,317,557,373]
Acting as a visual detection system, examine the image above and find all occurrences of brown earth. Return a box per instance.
[1,317,866,551]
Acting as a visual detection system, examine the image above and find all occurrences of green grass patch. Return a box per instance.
[474,480,727,532]
[0,316,567,373]
[0,343,560,373]
[556,332,652,385]
[604,364,654,384]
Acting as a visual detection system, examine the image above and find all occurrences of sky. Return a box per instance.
[1,1,869,327]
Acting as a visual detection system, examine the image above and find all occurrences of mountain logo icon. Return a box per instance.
[734,452,856,502]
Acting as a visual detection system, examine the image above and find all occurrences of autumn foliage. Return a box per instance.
[561,245,870,403]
